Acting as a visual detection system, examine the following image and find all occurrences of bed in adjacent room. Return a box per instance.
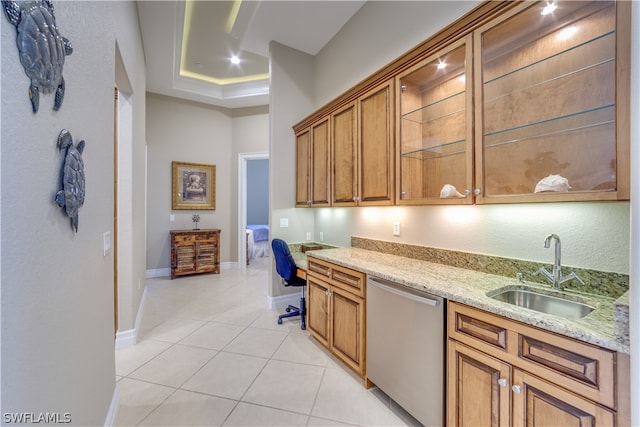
[246,224,269,265]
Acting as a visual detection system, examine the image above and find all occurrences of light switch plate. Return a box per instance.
[306,231,311,240]
[279,218,289,227]
[103,231,112,256]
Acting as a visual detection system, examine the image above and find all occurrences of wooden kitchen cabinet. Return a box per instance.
[331,101,358,206]
[396,36,473,205]
[296,78,395,208]
[474,1,630,203]
[357,79,395,206]
[306,257,366,377]
[295,129,310,206]
[447,302,626,427]
[294,1,630,208]
[448,340,511,427]
[170,229,220,279]
[295,117,331,207]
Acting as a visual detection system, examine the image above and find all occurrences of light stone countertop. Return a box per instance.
[305,247,629,354]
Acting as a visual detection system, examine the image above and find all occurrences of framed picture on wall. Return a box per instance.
[172,161,216,210]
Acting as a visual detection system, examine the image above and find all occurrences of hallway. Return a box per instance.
[115,258,420,426]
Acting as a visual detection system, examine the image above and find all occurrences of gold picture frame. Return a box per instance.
[172,161,216,210]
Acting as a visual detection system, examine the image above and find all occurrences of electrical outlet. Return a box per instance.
[306,231,311,240]
[393,222,401,236]
[319,231,324,242]
[279,218,289,227]
[169,214,175,221]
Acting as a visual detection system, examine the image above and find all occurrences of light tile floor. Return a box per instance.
[115,257,421,426]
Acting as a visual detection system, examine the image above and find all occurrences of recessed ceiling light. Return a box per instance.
[540,1,557,15]
[230,55,240,65]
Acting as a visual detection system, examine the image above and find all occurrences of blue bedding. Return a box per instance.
[247,224,269,242]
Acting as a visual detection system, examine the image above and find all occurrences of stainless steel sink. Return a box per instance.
[489,288,595,319]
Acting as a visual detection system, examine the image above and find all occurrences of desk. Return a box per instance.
[291,251,307,279]
[288,242,338,280]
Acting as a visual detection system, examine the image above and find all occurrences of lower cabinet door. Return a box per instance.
[512,369,615,427]
[174,242,197,275]
[307,276,330,346]
[330,286,365,376]
[447,340,511,427]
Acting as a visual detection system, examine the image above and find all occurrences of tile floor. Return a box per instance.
[115,257,421,426]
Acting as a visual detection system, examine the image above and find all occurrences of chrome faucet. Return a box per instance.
[534,233,584,290]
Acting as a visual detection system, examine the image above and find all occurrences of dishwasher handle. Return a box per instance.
[368,277,441,307]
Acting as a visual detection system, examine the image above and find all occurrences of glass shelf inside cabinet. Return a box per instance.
[401,90,465,124]
[484,105,614,149]
[402,139,465,160]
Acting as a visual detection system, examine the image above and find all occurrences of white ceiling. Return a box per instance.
[137,1,366,109]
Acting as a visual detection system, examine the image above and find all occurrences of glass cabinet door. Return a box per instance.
[475,1,622,202]
[396,36,473,205]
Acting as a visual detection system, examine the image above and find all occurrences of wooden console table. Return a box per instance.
[170,229,221,279]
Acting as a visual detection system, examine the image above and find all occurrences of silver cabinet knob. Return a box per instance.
[512,385,522,394]
[498,378,508,387]
[474,188,481,195]
[464,189,471,196]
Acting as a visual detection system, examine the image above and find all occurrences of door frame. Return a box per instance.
[238,152,268,267]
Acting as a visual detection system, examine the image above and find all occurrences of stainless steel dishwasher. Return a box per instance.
[367,276,444,427]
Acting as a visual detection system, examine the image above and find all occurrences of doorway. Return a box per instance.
[238,152,269,267]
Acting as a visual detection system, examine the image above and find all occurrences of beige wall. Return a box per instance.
[315,203,630,274]
[314,1,482,108]
[1,0,146,422]
[230,107,270,259]
[269,42,316,297]
[146,94,269,270]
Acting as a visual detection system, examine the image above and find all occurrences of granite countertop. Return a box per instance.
[305,247,629,354]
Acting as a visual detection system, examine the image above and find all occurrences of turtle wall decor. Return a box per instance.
[55,129,85,232]
[2,0,73,113]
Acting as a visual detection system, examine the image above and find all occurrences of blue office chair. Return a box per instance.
[271,238,306,330]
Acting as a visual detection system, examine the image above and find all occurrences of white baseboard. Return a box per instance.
[115,286,147,350]
[146,268,170,278]
[104,383,120,426]
[268,292,302,310]
[220,261,237,269]
[146,262,239,279]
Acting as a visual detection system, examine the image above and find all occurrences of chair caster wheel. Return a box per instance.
[300,324,306,330]
[285,307,291,313]
[277,318,283,325]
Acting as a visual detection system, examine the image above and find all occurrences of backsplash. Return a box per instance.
[351,237,629,298]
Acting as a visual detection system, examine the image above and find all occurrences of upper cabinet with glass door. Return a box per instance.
[397,36,474,205]
[474,1,630,203]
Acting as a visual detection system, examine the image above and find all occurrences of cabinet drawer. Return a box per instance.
[330,263,365,296]
[449,302,510,356]
[307,258,365,297]
[307,259,332,278]
[172,233,196,243]
[516,324,616,409]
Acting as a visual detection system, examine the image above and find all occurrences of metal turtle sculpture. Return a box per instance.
[2,0,73,113]
[55,129,85,232]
